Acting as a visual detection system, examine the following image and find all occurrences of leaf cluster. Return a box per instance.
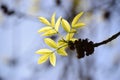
[36,12,85,66]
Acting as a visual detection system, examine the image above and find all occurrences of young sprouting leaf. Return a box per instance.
[72,22,85,28]
[55,16,62,31]
[44,38,58,48]
[66,33,74,41]
[61,19,71,32]
[36,49,52,55]
[38,17,51,26]
[38,27,52,33]
[57,48,68,56]
[71,12,83,27]
[49,53,56,66]
[38,54,49,64]
[42,29,57,36]
[51,13,56,27]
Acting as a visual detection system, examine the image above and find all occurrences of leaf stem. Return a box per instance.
[52,44,68,53]
[53,27,67,42]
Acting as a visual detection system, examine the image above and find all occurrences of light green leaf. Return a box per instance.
[71,12,84,27]
[38,27,52,33]
[70,29,77,33]
[42,29,57,36]
[44,38,58,48]
[51,13,56,27]
[58,40,67,46]
[57,48,68,56]
[49,53,56,66]
[66,33,74,41]
[36,49,52,55]
[61,19,71,32]
[72,22,85,28]
[55,16,62,31]
[38,17,51,26]
[38,54,49,64]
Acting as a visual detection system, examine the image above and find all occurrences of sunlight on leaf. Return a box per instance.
[71,12,83,27]
[38,17,51,26]
[44,38,58,48]
[58,40,67,46]
[38,54,49,64]
[42,29,57,36]
[61,19,71,32]
[50,53,56,66]
[70,29,77,33]
[38,27,52,33]
[55,16,62,31]
[66,33,74,41]
[57,48,68,56]
[72,22,85,28]
[51,13,56,27]
[36,49,52,55]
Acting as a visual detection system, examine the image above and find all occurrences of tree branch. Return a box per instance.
[94,31,120,47]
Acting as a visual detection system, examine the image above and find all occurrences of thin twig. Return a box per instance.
[94,31,120,47]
